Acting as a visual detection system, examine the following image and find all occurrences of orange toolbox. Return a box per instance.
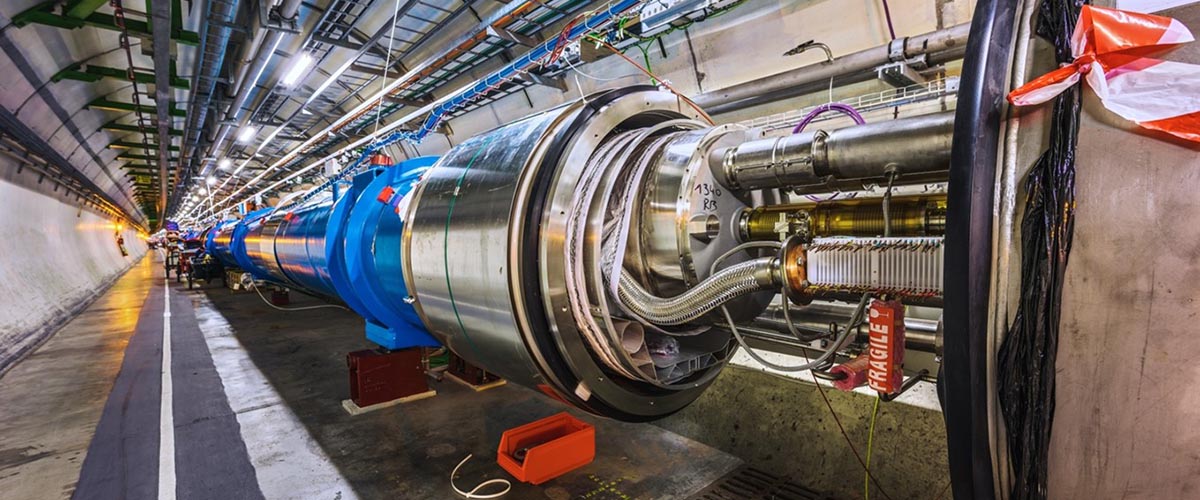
[496,412,595,484]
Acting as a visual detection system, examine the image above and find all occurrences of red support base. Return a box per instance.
[347,348,430,408]
[270,289,290,306]
[447,351,503,387]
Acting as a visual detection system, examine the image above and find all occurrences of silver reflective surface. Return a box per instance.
[243,214,289,284]
[404,106,571,389]
[273,192,337,298]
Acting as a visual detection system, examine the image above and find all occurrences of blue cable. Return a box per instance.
[278,0,642,212]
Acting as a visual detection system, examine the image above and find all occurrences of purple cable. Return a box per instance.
[881,0,897,40]
[791,102,867,134]
[792,103,867,201]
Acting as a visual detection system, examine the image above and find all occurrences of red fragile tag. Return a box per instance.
[376,186,395,204]
[867,299,906,394]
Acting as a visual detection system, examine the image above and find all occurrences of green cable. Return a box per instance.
[636,42,656,85]
[442,133,500,359]
[865,394,881,499]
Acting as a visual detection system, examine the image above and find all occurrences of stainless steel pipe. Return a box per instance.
[204,0,303,176]
[715,111,955,192]
[694,24,970,115]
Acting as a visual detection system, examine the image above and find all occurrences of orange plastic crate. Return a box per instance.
[496,412,595,485]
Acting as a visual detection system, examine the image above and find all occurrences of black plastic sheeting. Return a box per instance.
[997,1,1084,499]
[941,0,1018,498]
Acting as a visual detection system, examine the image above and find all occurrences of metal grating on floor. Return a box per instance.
[691,466,833,500]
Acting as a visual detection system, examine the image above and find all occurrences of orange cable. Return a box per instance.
[595,40,715,125]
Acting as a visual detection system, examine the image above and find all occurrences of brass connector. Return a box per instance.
[740,195,946,241]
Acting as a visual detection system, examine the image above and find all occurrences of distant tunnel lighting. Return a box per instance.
[237,125,259,144]
[206,175,218,185]
[281,52,314,87]
[218,158,233,170]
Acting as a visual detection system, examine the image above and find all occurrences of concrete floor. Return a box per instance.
[0,250,152,500]
[0,253,951,499]
[658,367,951,500]
[0,254,739,499]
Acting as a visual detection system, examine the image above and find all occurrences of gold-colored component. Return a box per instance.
[740,194,946,241]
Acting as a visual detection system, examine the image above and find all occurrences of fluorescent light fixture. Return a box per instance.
[218,158,232,170]
[206,175,217,185]
[237,125,258,144]
[281,52,314,87]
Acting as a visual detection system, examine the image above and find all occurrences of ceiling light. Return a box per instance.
[218,158,232,170]
[192,194,200,202]
[237,125,258,144]
[206,175,217,185]
[281,52,314,87]
[197,187,207,195]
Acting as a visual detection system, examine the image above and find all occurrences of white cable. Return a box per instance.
[247,280,349,312]
[564,55,625,82]
[451,454,511,499]
[374,0,404,135]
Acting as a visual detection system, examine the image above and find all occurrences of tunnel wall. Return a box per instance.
[0,173,147,377]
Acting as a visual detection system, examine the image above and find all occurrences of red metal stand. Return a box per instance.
[270,288,290,306]
[347,348,431,408]
[446,351,503,388]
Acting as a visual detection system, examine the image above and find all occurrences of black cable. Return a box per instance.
[996,1,1084,499]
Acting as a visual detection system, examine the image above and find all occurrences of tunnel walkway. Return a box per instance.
[0,253,268,499]
[0,253,739,499]
[0,252,156,499]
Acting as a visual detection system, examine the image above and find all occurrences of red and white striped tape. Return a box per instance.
[1008,5,1200,142]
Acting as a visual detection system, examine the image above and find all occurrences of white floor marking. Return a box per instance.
[159,276,177,500]
[190,292,358,500]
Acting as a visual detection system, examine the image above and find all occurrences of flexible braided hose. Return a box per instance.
[617,257,779,326]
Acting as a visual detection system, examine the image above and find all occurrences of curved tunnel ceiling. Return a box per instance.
[0,0,201,227]
[0,0,650,228]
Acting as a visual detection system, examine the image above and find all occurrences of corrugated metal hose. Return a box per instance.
[617,257,780,326]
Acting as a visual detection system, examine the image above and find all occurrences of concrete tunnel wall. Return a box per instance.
[0,165,147,376]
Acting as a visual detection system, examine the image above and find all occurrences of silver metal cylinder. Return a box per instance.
[403,88,732,421]
[242,214,289,285]
[715,111,955,192]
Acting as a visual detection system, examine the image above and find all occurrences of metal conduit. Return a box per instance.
[693,23,971,115]
[617,257,780,326]
[204,0,303,175]
[177,0,240,202]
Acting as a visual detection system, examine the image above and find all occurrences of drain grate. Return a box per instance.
[690,466,833,500]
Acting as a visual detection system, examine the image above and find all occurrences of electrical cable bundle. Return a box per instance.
[997,0,1083,498]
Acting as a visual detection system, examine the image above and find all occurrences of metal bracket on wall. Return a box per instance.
[877,54,934,88]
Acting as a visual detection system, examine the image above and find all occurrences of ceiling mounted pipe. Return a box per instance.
[693,23,970,115]
[180,0,241,188]
[202,0,303,177]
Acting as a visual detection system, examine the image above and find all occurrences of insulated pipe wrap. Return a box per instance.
[617,257,780,326]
